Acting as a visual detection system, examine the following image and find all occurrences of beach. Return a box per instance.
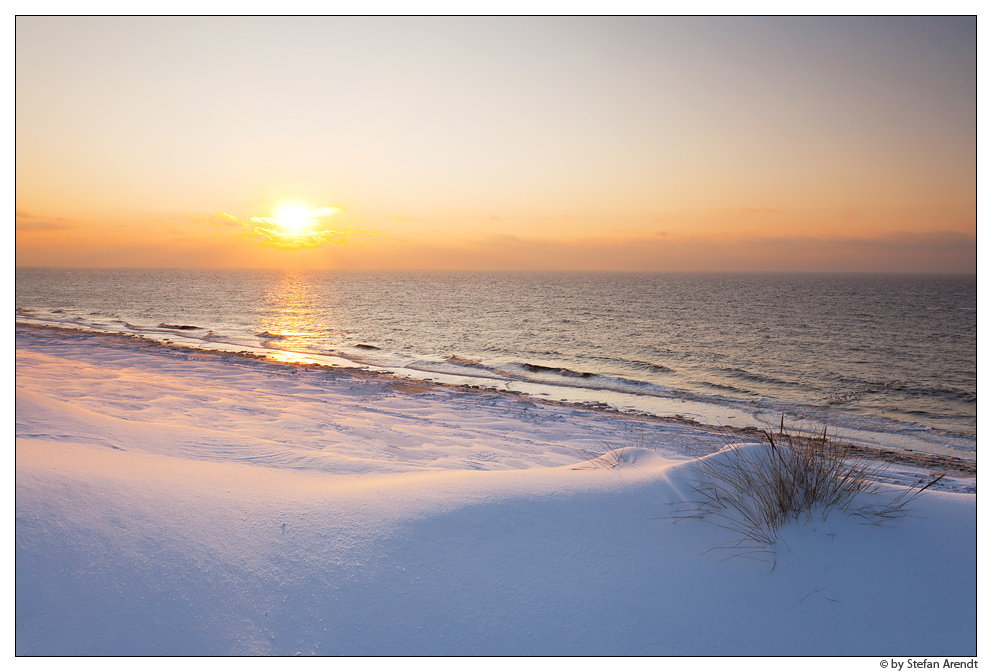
[15,324,977,656]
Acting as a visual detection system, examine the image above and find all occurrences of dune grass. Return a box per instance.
[573,428,649,470]
[675,425,944,547]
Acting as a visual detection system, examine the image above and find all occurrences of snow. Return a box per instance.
[15,326,977,657]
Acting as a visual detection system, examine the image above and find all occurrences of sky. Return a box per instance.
[15,16,977,271]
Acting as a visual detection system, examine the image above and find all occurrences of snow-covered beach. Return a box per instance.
[15,324,977,656]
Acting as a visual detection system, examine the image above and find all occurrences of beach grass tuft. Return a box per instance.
[574,428,648,470]
[674,425,944,546]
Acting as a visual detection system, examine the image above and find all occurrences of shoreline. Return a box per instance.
[16,321,977,482]
[15,314,978,452]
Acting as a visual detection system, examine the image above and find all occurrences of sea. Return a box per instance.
[15,269,977,458]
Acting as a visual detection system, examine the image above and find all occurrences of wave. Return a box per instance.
[700,381,753,395]
[721,367,801,388]
[626,359,675,374]
[201,331,232,342]
[494,361,679,398]
[402,358,511,382]
[878,381,976,404]
[158,323,202,331]
[445,355,483,367]
[518,363,595,378]
[824,376,977,406]
[395,357,681,401]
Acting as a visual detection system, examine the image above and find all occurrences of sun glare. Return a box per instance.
[273,201,314,236]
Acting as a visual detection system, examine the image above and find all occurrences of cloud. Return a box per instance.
[661,229,977,272]
[716,207,784,216]
[489,215,502,221]
[249,225,361,249]
[187,212,245,227]
[215,212,245,226]
[16,210,78,231]
[187,207,371,250]
[346,228,975,273]
[861,229,975,253]
[737,230,974,253]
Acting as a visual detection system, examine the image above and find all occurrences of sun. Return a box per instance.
[273,201,315,236]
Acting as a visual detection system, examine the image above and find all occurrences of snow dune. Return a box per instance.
[15,326,977,656]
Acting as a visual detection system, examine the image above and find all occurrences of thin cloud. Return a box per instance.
[187,212,245,227]
[249,225,360,249]
[16,211,79,231]
[378,228,975,272]
[215,212,244,226]
[737,230,974,251]
[190,208,370,250]
[716,207,784,216]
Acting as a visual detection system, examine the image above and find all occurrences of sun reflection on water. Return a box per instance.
[255,272,333,363]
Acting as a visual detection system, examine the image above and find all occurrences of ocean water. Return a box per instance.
[15,269,977,457]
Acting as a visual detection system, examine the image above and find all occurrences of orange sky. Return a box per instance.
[15,16,977,272]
